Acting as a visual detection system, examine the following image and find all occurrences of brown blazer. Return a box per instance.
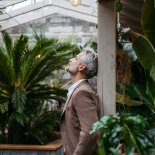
[60,80,99,155]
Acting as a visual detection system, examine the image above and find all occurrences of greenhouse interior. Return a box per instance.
[0,0,154,155]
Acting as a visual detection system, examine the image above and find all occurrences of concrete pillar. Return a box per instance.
[97,0,116,116]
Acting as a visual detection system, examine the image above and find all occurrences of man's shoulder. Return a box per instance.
[77,81,92,89]
[74,82,95,95]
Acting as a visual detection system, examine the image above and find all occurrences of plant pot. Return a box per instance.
[0,139,64,155]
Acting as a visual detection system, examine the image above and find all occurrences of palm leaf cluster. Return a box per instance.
[0,31,80,144]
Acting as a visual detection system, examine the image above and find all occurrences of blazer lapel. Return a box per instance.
[61,93,72,116]
[60,80,88,118]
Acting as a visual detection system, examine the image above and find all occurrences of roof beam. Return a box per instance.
[0,0,25,9]
[0,0,50,21]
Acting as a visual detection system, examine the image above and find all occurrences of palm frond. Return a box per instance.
[8,111,28,127]
[12,87,26,113]
[21,39,57,86]
[25,110,59,144]
[12,35,29,81]
[2,31,12,56]
[0,48,14,86]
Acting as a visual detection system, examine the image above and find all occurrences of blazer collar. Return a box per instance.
[67,79,86,97]
[61,80,88,118]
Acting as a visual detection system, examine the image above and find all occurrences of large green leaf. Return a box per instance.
[145,72,155,111]
[141,0,155,48]
[116,82,153,110]
[131,35,155,112]
[132,35,155,71]
[150,64,155,82]
[90,114,155,155]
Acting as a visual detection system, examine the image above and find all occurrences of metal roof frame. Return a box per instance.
[0,0,25,9]
[0,0,97,31]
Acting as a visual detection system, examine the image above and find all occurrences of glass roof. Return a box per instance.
[0,0,97,31]
[0,0,25,9]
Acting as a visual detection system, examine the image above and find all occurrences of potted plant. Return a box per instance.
[0,31,79,154]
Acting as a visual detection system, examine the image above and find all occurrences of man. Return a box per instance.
[60,48,99,155]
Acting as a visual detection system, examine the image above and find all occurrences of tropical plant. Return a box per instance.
[131,35,155,110]
[115,0,155,112]
[0,31,80,144]
[116,36,155,140]
[90,113,155,155]
[88,28,155,155]
[116,0,155,114]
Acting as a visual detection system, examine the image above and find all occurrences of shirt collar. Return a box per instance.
[67,79,86,97]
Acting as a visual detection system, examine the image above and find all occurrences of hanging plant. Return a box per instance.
[116,49,132,85]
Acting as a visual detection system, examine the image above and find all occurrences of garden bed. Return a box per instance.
[0,139,63,155]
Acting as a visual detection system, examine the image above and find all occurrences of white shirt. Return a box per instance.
[67,79,86,97]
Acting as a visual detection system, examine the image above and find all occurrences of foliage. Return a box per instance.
[131,35,155,113]
[90,114,155,155]
[116,1,123,12]
[88,32,155,155]
[83,40,97,52]
[98,0,123,12]
[141,0,155,48]
[0,31,80,144]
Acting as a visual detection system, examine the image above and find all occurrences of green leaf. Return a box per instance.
[9,112,28,126]
[150,64,155,82]
[91,114,155,155]
[2,31,12,56]
[116,2,123,12]
[12,87,26,113]
[141,0,155,48]
[132,35,155,71]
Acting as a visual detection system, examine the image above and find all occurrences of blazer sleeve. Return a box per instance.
[73,90,99,155]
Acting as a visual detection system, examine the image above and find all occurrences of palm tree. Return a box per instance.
[0,31,80,144]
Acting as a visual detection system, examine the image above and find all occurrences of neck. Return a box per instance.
[70,74,86,84]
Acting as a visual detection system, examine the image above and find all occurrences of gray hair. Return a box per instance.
[80,48,98,78]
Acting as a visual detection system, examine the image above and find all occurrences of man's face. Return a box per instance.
[66,53,84,75]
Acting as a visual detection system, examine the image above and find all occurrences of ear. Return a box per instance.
[78,64,86,71]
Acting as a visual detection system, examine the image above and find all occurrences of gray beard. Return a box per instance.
[65,67,70,72]
[65,67,77,75]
